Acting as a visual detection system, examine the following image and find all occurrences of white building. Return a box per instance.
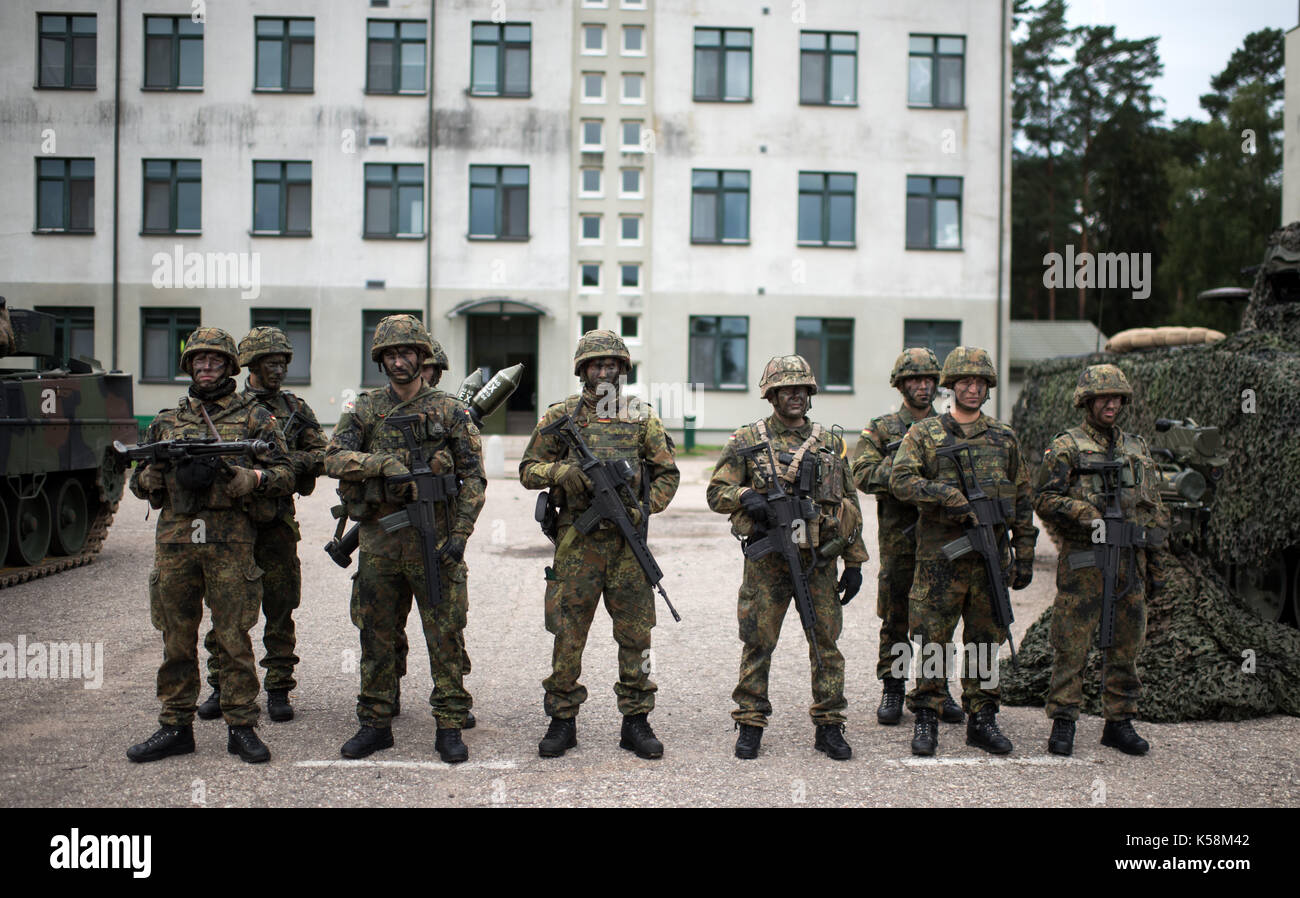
[0,0,1013,436]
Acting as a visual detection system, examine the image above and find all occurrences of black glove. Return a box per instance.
[1012,558,1033,590]
[175,455,221,491]
[442,534,467,564]
[740,490,770,527]
[838,567,863,606]
[942,500,975,525]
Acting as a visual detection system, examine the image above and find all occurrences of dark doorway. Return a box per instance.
[467,313,538,434]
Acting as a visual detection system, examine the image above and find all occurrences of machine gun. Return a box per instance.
[1150,417,1227,550]
[539,412,680,622]
[113,437,271,468]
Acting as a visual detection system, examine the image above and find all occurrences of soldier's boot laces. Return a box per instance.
[538,716,577,758]
[341,725,393,760]
[435,728,469,764]
[266,689,293,722]
[1048,718,1076,756]
[911,709,938,756]
[966,707,1013,755]
[619,713,664,760]
[734,723,763,760]
[940,687,965,724]
[126,725,195,763]
[196,688,222,721]
[1100,719,1149,756]
[814,723,852,761]
[876,677,906,726]
[227,726,270,764]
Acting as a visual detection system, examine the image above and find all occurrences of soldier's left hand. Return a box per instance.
[442,534,467,564]
[837,567,863,605]
[627,506,644,527]
[225,466,261,497]
[1011,558,1033,590]
[137,464,165,491]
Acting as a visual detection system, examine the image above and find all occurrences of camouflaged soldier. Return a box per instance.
[125,328,294,764]
[852,348,964,727]
[1033,364,1168,757]
[519,330,679,760]
[707,355,868,761]
[890,346,1037,756]
[195,327,326,724]
[326,315,485,763]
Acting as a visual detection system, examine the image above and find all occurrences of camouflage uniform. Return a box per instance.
[128,329,294,728]
[0,298,13,356]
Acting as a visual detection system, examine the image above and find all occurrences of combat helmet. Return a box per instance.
[890,347,942,387]
[1073,363,1133,408]
[370,314,435,362]
[238,326,293,368]
[573,329,631,376]
[758,355,818,399]
[940,346,998,389]
[421,338,450,372]
[180,327,240,377]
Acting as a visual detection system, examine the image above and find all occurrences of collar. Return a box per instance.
[898,403,935,426]
[767,413,811,438]
[1081,417,1118,448]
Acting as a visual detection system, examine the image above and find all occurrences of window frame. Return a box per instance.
[37,13,97,89]
[140,308,201,383]
[618,262,642,293]
[34,305,95,364]
[141,158,201,234]
[690,168,750,245]
[469,21,532,97]
[618,214,642,245]
[250,307,312,384]
[908,33,966,109]
[581,24,606,55]
[799,31,857,106]
[579,166,604,197]
[619,167,643,198]
[252,160,312,236]
[142,15,203,91]
[580,119,604,151]
[579,262,601,292]
[622,25,645,56]
[363,163,426,239]
[581,71,606,103]
[579,213,602,244]
[366,18,427,95]
[620,119,643,152]
[692,27,752,102]
[905,175,963,250]
[795,317,854,393]
[621,72,645,104]
[796,171,856,247]
[35,157,95,234]
[253,17,314,93]
[902,320,962,365]
[467,164,530,241]
[688,315,749,391]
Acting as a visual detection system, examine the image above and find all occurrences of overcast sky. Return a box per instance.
[1062,0,1295,121]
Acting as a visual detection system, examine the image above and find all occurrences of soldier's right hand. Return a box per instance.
[361,452,410,480]
[552,463,593,496]
[137,464,165,491]
[938,486,976,525]
[740,489,771,526]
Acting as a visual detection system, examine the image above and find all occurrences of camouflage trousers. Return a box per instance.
[357,583,472,687]
[1046,550,1147,721]
[543,527,657,719]
[907,556,1006,715]
[149,542,262,727]
[204,517,301,692]
[876,552,915,679]
[352,551,471,728]
[732,552,846,727]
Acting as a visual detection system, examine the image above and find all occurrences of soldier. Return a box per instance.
[325,315,485,763]
[519,330,679,759]
[852,348,964,726]
[125,328,294,764]
[707,355,868,761]
[1033,364,1167,756]
[195,327,326,723]
[890,346,1037,756]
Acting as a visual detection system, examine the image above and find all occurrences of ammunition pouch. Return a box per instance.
[535,490,560,543]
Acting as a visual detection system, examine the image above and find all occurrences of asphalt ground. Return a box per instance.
[1,453,1297,808]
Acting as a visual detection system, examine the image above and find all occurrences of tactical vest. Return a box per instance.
[1058,426,1162,527]
[552,394,649,520]
[245,389,303,524]
[732,418,848,550]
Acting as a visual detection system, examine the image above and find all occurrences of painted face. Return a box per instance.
[584,357,622,390]
[1088,394,1124,428]
[190,351,228,387]
[253,354,288,391]
[951,376,988,412]
[769,385,809,420]
[382,346,421,385]
[901,375,937,409]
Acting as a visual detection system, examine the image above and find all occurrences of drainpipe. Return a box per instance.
[996,0,1008,419]
[111,0,122,369]
[425,3,434,328]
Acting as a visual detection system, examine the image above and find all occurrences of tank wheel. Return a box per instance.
[1232,557,1288,623]
[9,489,52,567]
[50,478,90,556]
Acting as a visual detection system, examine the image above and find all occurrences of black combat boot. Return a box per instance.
[227,726,271,764]
[1048,718,1076,756]
[966,706,1013,754]
[734,723,763,759]
[911,709,938,756]
[341,725,394,759]
[538,716,577,758]
[435,728,469,764]
[876,677,906,725]
[267,689,293,722]
[196,688,222,721]
[940,687,965,724]
[1100,719,1150,755]
[126,725,195,763]
[464,710,476,729]
[619,713,664,760]
[814,723,852,760]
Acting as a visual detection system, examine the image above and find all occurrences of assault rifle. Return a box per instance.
[539,412,680,622]
[114,437,272,468]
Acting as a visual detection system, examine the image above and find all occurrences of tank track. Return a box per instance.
[0,500,118,590]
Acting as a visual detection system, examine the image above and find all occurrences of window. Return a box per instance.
[364,164,424,237]
[622,0,646,9]
[255,18,313,91]
[906,176,962,249]
[580,263,601,291]
[580,120,604,151]
[362,309,422,387]
[35,306,94,363]
[689,316,747,390]
[469,165,528,239]
[691,169,749,244]
[799,32,855,105]
[142,160,201,233]
[623,26,645,55]
[620,263,641,292]
[694,28,751,101]
[144,16,203,89]
[36,158,94,233]
[797,172,855,246]
[620,168,642,197]
[582,0,608,7]
[253,161,311,235]
[367,20,426,93]
[621,120,642,151]
[582,72,605,102]
[580,214,601,243]
[38,14,96,88]
[470,23,531,96]
[620,315,639,340]
[908,35,964,108]
[581,314,600,333]
[251,308,311,383]
[795,318,853,391]
[622,73,644,103]
[903,320,961,365]
[619,215,641,244]
[582,24,605,55]
[580,167,603,196]
[141,309,201,382]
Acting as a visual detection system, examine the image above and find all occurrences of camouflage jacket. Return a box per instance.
[1033,419,1170,549]
[519,390,679,529]
[890,412,1037,562]
[707,414,869,565]
[325,384,486,561]
[851,403,934,557]
[128,388,294,544]
[240,386,328,525]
